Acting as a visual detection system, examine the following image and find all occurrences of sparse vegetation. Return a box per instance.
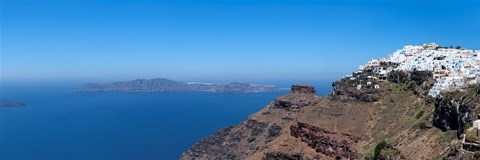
[415,110,425,119]
[374,139,387,159]
[432,153,443,160]
[474,151,480,159]
[388,71,410,83]
[387,70,434,96]
[381,147,400,159]
[415,121,429,130]
[440,130,457,143]
[363,139,400,160]
[465,122,472,130]
[410,71,432,85]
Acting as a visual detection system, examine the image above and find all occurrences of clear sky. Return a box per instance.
[1,0,480,83]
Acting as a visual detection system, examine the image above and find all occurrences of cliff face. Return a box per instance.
[433,85,480,138]
[181,44,480,159]
[181,85,320,160]
[182,80,480,159]
[289,122,361,159]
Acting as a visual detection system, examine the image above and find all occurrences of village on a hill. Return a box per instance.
[349,43,480,97]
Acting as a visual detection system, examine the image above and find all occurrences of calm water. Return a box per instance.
[0,82,331,160]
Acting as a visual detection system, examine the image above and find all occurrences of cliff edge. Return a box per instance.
[181,44,480,159]
[182,82,480,160]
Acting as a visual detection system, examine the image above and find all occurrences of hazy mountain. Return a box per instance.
[75,78,279,93]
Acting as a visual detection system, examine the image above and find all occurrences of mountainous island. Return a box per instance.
[75,78,280,93]
[181,43,480,159]
[0,100,26,107]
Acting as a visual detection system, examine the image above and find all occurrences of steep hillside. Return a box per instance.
[181,79,480,160]
[181,44,480,159]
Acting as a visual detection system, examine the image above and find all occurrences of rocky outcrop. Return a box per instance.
[433,85,480,138]
[272,99,312,111]
[433,96,469,138]
[245,119,268,142]
[181,127,239,160]
[181,84,319,160]
[266,124,282,142]
[290,122,360,159]
[291,85,316,94]
[331,79,385,102]
[262,152,304,160]
[182,80,479,159]
[272,85,317,111]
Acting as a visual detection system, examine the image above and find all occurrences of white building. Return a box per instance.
[357,43,480,97]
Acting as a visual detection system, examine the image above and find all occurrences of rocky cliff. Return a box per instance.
[433,85,480,138]
[182,78,480,159]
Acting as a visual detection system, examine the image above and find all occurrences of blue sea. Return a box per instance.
[0,81,331,160]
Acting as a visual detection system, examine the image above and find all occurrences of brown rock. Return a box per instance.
[291,84,316,94]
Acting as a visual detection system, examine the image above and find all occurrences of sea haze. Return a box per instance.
[0,81,331,160]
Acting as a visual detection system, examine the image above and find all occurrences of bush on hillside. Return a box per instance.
[388,71,410,83]
[410,71,432,85]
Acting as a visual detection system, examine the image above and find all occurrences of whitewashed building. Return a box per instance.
[357,43,480,97]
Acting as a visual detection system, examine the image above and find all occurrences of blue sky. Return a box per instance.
[1,0,480,83]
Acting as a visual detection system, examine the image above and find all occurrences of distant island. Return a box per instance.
[74,78,280,93]
[0,101,26,107]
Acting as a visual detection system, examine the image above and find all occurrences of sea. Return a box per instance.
[0,81,332,160]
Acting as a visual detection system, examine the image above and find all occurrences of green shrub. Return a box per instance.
[374,139,387,159]
[388,71,409,83]
[415,121,429,130]
[465,122,473,129]
[432,153,442,160]
[382,148,400,159]
[410,71,432,85]
[415,110,425,119]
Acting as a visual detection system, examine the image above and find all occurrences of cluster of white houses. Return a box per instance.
[355,43,480,97]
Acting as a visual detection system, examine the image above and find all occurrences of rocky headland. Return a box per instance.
[181,44,480,159]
